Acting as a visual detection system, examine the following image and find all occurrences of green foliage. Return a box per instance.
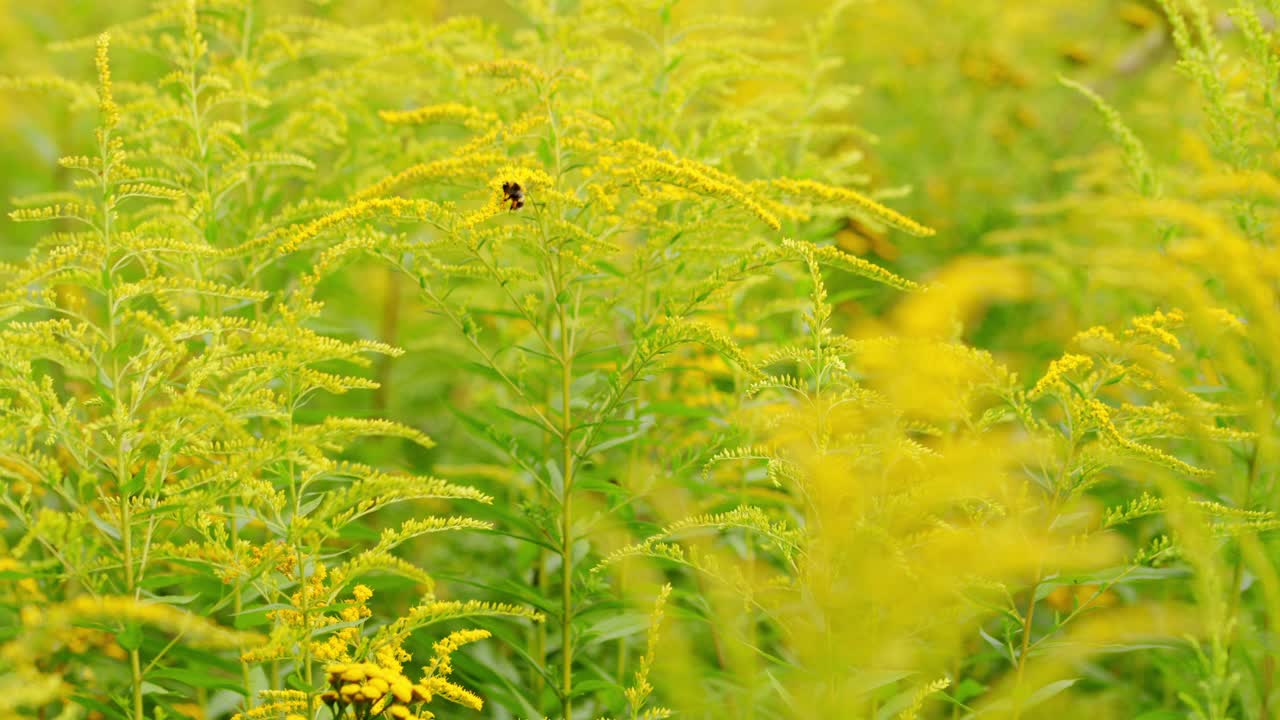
[3,1,1280,720]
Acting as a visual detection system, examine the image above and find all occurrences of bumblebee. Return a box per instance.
[501,181,525,211]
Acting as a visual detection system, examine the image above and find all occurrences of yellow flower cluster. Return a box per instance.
[321,656,485,719]
[94,32,118,129]
[465,58,548,84]
[115,182,186,201]
[57,155,100,172]
[268,197,415,254]
[646,157,782,229]
[379,102,497,130]
[1081,398,1213,478]
[424,628,491,677]
[4,594,258,688]
[771,177,936,237]
[1124,308,1184,349]
[602,139,784,230]
[317,586,375,661]
[0,558,40,599]
[785,238,920,292]
[419,675,484,711]
[1204,307,1246,335]
[247,571,377,665]
[623,584,671,716]
[231,690,308,720]
[1028,353,1094,400]
[8,203,95,223]
[353,155,504,202]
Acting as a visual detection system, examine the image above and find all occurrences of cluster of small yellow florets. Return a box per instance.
[309,584,375,662]
[322,662,435,719]
[320,626,493,719]
[243,570,372,664]
[423,628,491,678]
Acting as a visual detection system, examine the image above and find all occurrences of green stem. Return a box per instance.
[560,304,575,720]
[98,84,146,720]
[232,498,251,698]
[121,472,143,720]
[1010,406,1078,720]
[535,543,549,702]
[287,374,315,710]
[1010,571,1041,720]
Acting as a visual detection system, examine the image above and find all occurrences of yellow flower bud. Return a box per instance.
[391,678,414,703]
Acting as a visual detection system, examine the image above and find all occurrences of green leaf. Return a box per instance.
[642,400,714,418]
[121,467,145,496]
[952,678,987,704]
[1025,678,1078,707]
[494,403,555,435]
[141,680,174,696]
[569,678,619,698]
[849,669,913,694]
[579,612,649,647]
[71,694,118,717]
[118,622,143,652]
[232,606,282,630]
[87,507,121,540]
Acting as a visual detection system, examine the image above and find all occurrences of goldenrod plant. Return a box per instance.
[4,1,1280,719]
